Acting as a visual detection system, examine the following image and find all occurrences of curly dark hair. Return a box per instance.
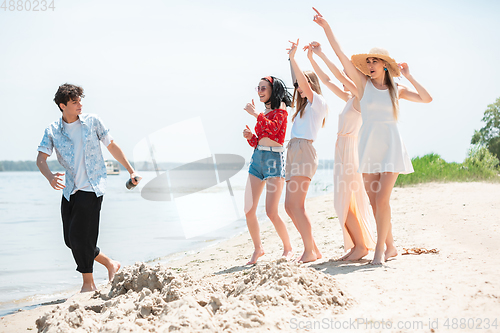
[54,83,85,112]
[262,76,293,110]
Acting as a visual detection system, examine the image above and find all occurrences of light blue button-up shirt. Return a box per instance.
[37,114,110,200]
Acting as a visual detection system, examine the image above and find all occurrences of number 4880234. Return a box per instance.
[1,0,56,11]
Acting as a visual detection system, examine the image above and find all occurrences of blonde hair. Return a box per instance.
[382,60,399,120]
[292,71,327,127]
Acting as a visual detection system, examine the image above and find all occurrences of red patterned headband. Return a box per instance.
[263,76,274,84]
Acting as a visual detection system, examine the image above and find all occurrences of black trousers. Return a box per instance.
[61,191,103,273]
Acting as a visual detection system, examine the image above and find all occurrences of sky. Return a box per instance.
[1,0,499,165]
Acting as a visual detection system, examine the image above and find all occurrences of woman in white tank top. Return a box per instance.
[313,8,432,264]
[287,39,329,263]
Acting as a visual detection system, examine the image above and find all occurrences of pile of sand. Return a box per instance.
[36,259,350,332]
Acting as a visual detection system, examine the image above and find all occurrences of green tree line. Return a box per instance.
[396,96,500,186]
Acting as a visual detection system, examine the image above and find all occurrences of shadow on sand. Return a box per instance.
[308,258,397,276]
[213,257,398,277]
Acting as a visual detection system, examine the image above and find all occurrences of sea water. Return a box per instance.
[0,168,333,316]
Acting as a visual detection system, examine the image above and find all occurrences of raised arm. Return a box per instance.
[288,39,314,102]
[398,63,433,103]
[312,7,366,94]
[309,41,359,98]
[305,43,349,102]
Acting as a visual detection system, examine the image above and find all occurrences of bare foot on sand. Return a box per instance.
[335,249,353,261]
[108,260,121,282]
[385,246,398,261]
[282,249,294,261]
[344,246,369,261]
[315,250,323,260]
[80,273,97,293]
[297,250,319,263]
[247,248,265,265]
[80,284,97,293]
[81,273,97,293]
[314,243,322,260]
[370,248,385,265]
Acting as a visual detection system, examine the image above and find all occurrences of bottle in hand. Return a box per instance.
[126,176,140,190]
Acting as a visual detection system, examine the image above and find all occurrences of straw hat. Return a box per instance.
[351,48,400,77]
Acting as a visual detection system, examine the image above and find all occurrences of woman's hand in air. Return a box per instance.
[243,125,253,140]
[398,62,411,78]
[309,41,322,55]
[312,7,329,28]
[303,44,314,60]
[244,99,259,118]
[304,42,322,61]
[287,39,299,59]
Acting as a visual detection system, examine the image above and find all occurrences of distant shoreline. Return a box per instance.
[0,160,337,172]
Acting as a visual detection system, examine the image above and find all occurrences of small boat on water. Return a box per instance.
[105,160,120,175]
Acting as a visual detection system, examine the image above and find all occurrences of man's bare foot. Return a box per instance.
[370,248,385,265]
[107,260,121,282]
[246,248,265,265]
[282,249,294,261]
[298,250,318,263]
[344,247,369,261]
[80,283,97,293]
[81,273,97,293]
[385,246,398,261]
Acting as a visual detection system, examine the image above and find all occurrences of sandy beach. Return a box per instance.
[1,181,499,332]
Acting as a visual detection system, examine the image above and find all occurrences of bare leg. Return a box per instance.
[385,228,398,260]
[363,176,396,260]
[365,173,399,265]
[244,174,266,264]
[285,176,319,263]
[363,173,379,217]
[313,238,322,260]
[94,252,121,282]
[378,183,396,259]
[81,252,121,292]
[363,174,381,262]
[343,205,369,261]
[265,177,293,260]
[81,273,97,293]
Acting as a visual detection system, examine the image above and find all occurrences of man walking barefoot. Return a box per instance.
[36,83,141,292]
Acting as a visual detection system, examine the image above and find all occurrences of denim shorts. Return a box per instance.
[248,149,285,180]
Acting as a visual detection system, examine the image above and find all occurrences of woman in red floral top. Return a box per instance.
[242,76,293,265]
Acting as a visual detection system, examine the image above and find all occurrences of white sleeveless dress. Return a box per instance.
[334,98,376,251]
[358,80,414,174]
